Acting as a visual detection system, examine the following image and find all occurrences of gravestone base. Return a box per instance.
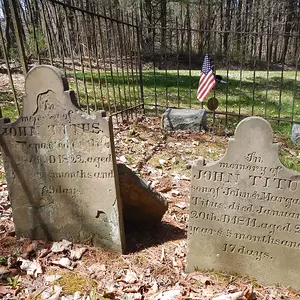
[161,108,207,131]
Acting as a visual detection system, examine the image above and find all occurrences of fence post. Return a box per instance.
[136,18,144,113]
[0,20,20,115]
[8,0,28,74]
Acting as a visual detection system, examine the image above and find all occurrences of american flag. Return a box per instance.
[196,54,216,102]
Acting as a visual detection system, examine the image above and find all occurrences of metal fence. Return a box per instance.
[1,0,143,123]
[140,24,300,132]
[1,0,300,132]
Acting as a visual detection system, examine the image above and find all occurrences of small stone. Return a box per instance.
[291,124,300,145]
[162,108,207,131]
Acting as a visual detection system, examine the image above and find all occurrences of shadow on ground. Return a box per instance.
[124,221,186,253]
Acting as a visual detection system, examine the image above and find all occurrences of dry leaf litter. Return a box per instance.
[0,108,299,299]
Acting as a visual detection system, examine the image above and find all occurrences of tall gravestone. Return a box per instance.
[187,117,300,290]
[0,65,125,253]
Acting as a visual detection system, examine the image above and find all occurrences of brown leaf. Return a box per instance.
[70,247,87,260]
[41,285,62,300]
[0,285,14,296]
[51,239,72,253]
[155,289,181,300]
[88,263,106,273]
[124,292,142,299]
[119,269,138,284]
[146,280,159,296]
[23,241,38,258]
[51,257,73,270]
[0,266,10,276]
[44,274,62,283]
[174,201,186,208]
[38,248,51,258]
[243,286,255,300]
[201,276,213,287]
[18,258,43,277]
[159,186,172,193]
[212,291,244,300]
[123,285,141,293]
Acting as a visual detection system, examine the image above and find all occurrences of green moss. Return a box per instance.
[0,155,6,182]
[199,269,262,288]
[53,270,97,295]
[280,155,300,172]
[1,103,19,122]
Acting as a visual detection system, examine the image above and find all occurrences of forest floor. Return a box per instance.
[0,114,300,299]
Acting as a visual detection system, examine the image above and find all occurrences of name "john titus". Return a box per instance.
[193,169,299,191]
[0,122,104,137]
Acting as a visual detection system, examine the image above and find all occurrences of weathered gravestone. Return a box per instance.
[162,108,207,131]
[0,65,125,252]
[187,116,300,289]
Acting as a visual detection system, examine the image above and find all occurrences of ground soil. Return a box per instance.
[0,114,300,299]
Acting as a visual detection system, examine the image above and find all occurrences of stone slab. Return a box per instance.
[162,108,207,131]
[291,124,300,146]
[0,65,125,253]
[187,116,300,290]
[117,163,168,225]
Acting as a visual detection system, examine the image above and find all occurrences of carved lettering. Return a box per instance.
[0,65,124,252]
[41,185,82,198]
[47,122,104,135]
[219,161,267,176]
[187,117,300,288]
[245,152,263,164]
[189,226,222,236]
[233,231,300,250]
[190,210,292,235]
[0,126,34,137]
[222,243,273,261]
[194,170,240,184]
[192,197,224,209]
[191,185,221,198]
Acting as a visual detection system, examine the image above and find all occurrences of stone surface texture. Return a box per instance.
[117,163,168,225]
[0,65,125,253]
[291,124,300,146]
[187,116,300,290]
[162,108,207,131]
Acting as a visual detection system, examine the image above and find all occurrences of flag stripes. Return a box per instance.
[196,54,216,102]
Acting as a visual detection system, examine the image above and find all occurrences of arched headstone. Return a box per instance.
[187,116,300,289]
[0,65,125,253]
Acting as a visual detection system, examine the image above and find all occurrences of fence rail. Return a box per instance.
[1,0,300,132]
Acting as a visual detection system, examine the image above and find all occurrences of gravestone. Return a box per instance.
[0,65,125,253]
[187,116,300,290]
[162,108,207,131]
[291,124,300,146]
[117,163,168,225]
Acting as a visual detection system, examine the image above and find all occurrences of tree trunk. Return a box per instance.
[160,0,167,54]
[223,0,231,53]
[281,0,296,63]
[2,0,13,56]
